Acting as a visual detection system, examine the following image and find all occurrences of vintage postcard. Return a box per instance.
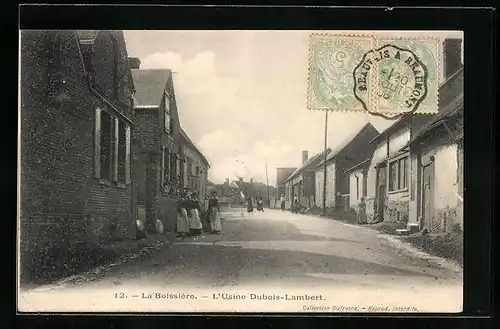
[18,30,464,313]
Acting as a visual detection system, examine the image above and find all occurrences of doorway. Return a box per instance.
[422,161,435,231]
[375,164,387,221]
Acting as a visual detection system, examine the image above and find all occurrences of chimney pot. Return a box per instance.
[302,150,309,164]
[443,39,462,79]
[128,57,141,70]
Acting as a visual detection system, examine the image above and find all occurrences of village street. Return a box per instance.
[20,208,463,313]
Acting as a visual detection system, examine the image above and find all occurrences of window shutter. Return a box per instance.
[125,124,131,184]
[111,117,119,182]
[94,108,101,178]
[161,148,165,187]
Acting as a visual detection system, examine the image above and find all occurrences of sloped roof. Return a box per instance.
[370,116,409,144]
[131,69,172,107]
[180,127,210,167]
[315,123,379,168]
[344,158,371,174]
[285,148,332,183]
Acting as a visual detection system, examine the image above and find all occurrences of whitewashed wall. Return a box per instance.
[349,168,364,211]
[314,162,336,208]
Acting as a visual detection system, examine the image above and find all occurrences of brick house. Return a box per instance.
[314,123,379,211]
[179,127,210,201]
[407,39,464,233]
[20,30,135,281]
[130,64,183,233]
[285,149,331,209]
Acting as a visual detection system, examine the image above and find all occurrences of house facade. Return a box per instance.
[276,167,297,199]
[314,123,379,211]
[345,159,371,213]
[365,118,411,223]
[20,30,135,281]
[180,127,210,201]
[366,38,463,230]
[285,149,331,209]
[408,40,464,233]
[131,65,182,233]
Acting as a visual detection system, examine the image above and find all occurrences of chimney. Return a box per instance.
[239,177,243,183]
[250,178,253,183]
[443,39,462,79]
[128,57,141,70]
[302,150,309,164]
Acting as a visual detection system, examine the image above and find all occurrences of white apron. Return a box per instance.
[176,208,190,233]
[189,208,203,230]
[210,206,222,232]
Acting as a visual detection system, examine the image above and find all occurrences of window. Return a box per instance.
[388,155,409,192]
[389,161,398,191]
[195,166,200,177]
[187,161,193,176]
[94,108,131,184]
[164,93,171,134]
[355,175,360,200]
[161,148,171,188]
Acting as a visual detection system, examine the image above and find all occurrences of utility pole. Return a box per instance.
[265,161,271,209]
[322,110,329,216]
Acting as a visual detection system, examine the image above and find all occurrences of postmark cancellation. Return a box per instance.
[307,32,441,117]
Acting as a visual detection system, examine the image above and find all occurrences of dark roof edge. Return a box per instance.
[344,158,371,174]
[180,127,210,167]
[284,148,331,183]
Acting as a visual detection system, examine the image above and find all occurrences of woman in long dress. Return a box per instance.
[208,191,222,234]
[247,196,254,213]
[188,193,203,236]
[176,194,190,238]
[357,197,368,224]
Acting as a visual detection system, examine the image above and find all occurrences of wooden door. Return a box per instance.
[422,162,434,230]
[375,165,387,220]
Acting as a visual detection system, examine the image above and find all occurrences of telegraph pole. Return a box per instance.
[322,110,329,216]
[265,161,271,209]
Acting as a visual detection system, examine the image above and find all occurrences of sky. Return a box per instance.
[123,30,463,186]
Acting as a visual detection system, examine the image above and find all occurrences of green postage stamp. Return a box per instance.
[307,32,441,117]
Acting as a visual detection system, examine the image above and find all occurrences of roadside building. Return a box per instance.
[285,149,332,209]
[20,30,135,281]
[345,158,371,214]
[179,127,210,201]
[407,39,464,233]
[131,65,182,233]
[365,117,411,223]
[276,167,297,201]
[314,123,379,211]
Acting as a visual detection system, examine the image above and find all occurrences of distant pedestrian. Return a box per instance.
[292,196,300,214]
[280,194,286,212]
[247,196,254,213]
[357,197,368,224]
[209,191,222,234]
[257,196,264,212]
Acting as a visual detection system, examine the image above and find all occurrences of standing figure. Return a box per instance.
[188,193,203,236]
[293,196,300,214]
[247,196,254,213]
[257,196,264,212]
[280,194,286,212]
[208,191,222,234]
[357,197,368,224]
[176,194,190,238]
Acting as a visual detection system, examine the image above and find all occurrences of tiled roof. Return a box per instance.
[344,158,371,174]
[315,123,379,168]
[131,69,172,107]
[284,148,332,183]
[180,127,210,167]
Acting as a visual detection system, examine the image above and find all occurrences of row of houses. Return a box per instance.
[210,177,278,206]
[280,38,463,234]
[19,30,209,281]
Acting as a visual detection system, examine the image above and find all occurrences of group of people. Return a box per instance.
[278,194,301,213]
[176,189,222,238]
[245,195,265,213]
